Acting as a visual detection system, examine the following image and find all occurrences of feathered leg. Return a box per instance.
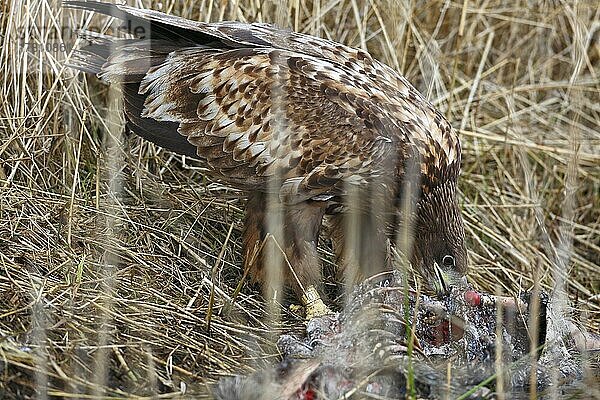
[243,192,330,319]
[328,211,391,295]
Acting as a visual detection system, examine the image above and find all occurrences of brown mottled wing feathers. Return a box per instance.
[66,0,461,200]
[135,47,407,201]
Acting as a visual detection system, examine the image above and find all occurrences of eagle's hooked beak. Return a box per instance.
[432,263,468,298]
[433,261,450,298]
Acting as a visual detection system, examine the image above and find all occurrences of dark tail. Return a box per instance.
[65,1,205,157]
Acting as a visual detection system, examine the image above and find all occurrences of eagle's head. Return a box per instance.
[411,180,468,296]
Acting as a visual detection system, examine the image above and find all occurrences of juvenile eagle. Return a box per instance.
[67,1,467,318]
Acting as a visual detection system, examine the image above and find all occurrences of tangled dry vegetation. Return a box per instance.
[1,0,599,398]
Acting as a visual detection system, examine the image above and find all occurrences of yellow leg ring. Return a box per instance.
[302,285,332,320]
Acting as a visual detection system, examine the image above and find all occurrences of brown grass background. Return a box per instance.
[0,0,599,398]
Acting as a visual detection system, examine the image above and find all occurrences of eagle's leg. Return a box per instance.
[242,192,269,289]
[328,212,391,293]
[282,200,330,319]
[243,193,330,319]
[327,213,362,289]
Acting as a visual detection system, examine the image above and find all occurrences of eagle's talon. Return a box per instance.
[289,304,304,316]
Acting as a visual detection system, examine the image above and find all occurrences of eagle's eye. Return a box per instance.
[442,255,455,268]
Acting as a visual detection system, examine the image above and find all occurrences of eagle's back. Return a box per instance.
[67,1,460,202]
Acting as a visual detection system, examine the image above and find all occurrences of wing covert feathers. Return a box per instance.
[67,1,461,198]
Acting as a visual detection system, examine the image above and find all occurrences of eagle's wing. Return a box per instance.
[67,1,460,201]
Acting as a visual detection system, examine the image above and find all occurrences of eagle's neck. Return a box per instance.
[417,180,458,226]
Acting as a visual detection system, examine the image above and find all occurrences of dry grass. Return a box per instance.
[0,0,599,398]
